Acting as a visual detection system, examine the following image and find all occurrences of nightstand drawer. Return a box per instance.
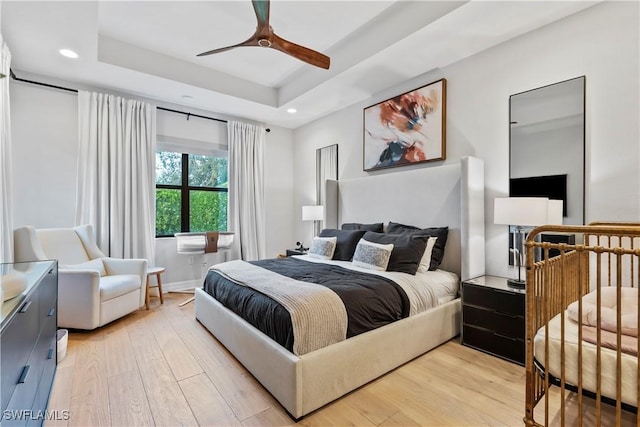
[463,305,524,339]
[463,324,524,365]
[463,284,524,316]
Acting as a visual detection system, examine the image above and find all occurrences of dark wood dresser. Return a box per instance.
[1,260,58,426]
[461,275,525,365]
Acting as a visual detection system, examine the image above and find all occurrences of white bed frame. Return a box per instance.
[195,156,485,419]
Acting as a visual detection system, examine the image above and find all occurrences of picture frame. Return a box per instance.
[363,78,446,171]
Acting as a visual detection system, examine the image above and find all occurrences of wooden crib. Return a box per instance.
[524,223,640,427]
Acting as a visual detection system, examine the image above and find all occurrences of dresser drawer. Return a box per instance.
[463,324,525,365]
[1,296,40,411]
[4,340,43,423]
[29,332,57,426]
[463,284,524,316]
[38,268,57,326]
[463,305,524,339]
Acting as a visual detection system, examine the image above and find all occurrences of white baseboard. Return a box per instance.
[161,279,202,293]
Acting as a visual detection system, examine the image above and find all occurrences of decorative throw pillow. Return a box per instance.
[61,258,106,276]
[362,231,430,275]
[308,236,337,260]
[387,222,449,271]
[352,239,394,271]
[341,222,384,233]
[319,229,368,261]
[417,237,438,273]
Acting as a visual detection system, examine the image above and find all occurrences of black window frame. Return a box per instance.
[155,152,228,238]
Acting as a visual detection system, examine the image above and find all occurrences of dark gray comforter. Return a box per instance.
[203,257,410,352]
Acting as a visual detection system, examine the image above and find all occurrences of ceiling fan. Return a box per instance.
[197,0,330,70]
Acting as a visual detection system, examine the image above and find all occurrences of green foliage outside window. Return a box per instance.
[190,191,228,232]
[155,151,228,236]
[155,189,181,236]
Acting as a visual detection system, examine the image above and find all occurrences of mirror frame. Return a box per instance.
[315,144,338,234]
[509,76,586,226]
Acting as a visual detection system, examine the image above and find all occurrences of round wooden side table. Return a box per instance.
[146,266,165,309]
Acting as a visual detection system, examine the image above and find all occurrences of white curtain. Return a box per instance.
[76,91,156,262]
[228,120,266,261]
[0,40,13,263]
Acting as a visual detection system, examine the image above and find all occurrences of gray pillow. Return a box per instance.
[362,231,430,275]
[319,229,367,260]
[308,236,337,260]
[386,222,449,270]
[341,222,384,233]
[352,239,394,271]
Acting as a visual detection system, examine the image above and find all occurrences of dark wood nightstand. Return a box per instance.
[461,275,525,365]
[285,249,306,257]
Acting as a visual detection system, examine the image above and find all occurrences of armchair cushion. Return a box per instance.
[61,258,106,276]
[38,229,90,265]
[99,275,141,301]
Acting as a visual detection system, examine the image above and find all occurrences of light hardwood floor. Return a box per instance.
[44,294,634,427]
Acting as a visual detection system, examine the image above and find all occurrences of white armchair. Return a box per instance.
[13,225,147,330]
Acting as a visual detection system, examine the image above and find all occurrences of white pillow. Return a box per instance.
[352,239,394,271]
[61,258,106,276]
[308,236,337,260]
[417,237,438,273]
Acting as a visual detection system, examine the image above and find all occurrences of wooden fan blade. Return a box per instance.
[252,0,270,29]
[271,33,330,69]
[196,35,260,57]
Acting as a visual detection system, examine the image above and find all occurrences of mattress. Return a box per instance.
[534,311,638,406]
[204,255,459,354]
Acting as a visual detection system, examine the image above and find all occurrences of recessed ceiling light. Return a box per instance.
[59,49,78,59]
[287,108,297,114]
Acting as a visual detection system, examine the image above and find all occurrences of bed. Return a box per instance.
[194,156,485,419]
[524,223,640,427]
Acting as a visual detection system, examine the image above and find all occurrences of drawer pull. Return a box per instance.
[19,301,32,313]
[17,365,30,384]
[48,307,55,317]
[47,349,54,360]
[48,268,54,274]
[494,332,518,342]
[494,311,518,319]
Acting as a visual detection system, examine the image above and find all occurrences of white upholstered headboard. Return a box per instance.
[325,157,484,280]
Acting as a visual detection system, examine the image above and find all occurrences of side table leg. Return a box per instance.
[145,276,150,310]
[157,274,164,304]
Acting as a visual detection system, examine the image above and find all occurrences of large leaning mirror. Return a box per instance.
[316,144,338,234]
[509,77,585,265]
[510,76,585,225]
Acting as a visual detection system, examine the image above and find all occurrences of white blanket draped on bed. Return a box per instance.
[210,260,348,355]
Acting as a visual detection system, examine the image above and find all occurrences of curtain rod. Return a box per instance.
[9,68,270,131]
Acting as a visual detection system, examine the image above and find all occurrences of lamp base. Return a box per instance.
[507,278,526,289]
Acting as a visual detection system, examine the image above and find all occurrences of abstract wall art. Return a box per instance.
[363,78,446,171]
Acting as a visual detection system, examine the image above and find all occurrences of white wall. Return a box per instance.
[11,84,78,227]
[292,2,640,278]
[10,77,294,286]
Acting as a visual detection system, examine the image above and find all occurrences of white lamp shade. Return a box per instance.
[494,197,554,227]
[547,200,564,225]
[302,205,324,221]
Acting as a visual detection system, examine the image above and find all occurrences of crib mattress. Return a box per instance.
[534,311,638,406]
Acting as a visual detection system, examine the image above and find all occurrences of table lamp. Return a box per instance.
[494,197,563,288]
[302,205,324,238]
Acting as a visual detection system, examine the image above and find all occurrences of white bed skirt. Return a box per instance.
[194,288,461,418]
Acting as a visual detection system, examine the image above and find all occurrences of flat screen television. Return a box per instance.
[509,174,568,216]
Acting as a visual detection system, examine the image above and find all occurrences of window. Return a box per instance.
[155,151,228,237]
